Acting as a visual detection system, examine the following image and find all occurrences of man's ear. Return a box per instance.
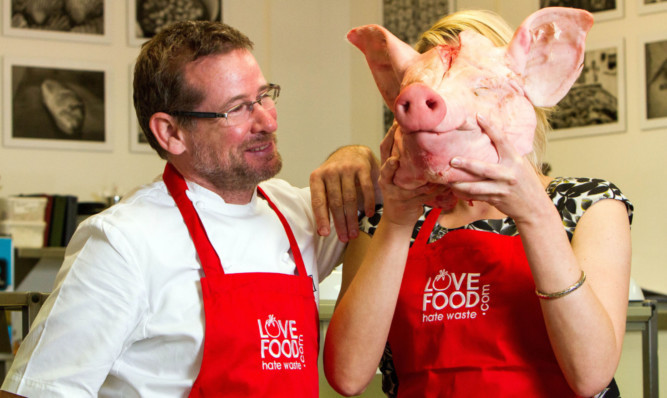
[150,112,187,155]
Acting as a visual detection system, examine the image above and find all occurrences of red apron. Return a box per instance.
[387,207,578,397]
[162,164,319,397]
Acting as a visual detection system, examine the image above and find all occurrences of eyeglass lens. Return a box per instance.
[222,86,279,126]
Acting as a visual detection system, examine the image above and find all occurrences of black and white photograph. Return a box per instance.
[3,0,111,43]
[549,40,626,140]
[381,0,456,132]
[3,57,112,151]
[129,0,223,46]
[640,34,667,130]
[639,0,667,15]
[538,0,623,22]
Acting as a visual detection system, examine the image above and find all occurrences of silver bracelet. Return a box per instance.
[535,270,586,300]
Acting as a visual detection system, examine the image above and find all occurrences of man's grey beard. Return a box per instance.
[201,153,283,193]
[191,136,283,194]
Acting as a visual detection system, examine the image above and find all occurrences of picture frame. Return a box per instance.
[3,56,112,151]
[128,64,153,153]
[128,0,223,46]
[548,39,626,140]
[538,0,624,22]
[639,0,667,15]
[639,33,667,130]
[3,0,111,44]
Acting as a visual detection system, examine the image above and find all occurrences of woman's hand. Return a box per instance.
[448,114,551,223]
[379,156,445,227]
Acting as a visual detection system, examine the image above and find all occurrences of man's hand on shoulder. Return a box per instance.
[310,145,380,242]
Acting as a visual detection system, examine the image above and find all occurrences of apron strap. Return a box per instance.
[163,163,224,276]
[163,163,308,279]
[257,186,308,278]
[413,207,442,248]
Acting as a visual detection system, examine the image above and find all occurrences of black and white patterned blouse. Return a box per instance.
[357,177,634,398]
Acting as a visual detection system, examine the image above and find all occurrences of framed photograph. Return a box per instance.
[548,40,626,140]
[639,33,667,130]
[128,65,153,153]
[128,0,223,46]
[3,0,111,43]
[3,57,112,151]
[639,0,667,15]
[538,0,624,22]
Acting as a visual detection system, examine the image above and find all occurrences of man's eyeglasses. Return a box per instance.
[168,84,280,126]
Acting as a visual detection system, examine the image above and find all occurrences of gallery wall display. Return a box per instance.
[3,0,111,43]
[128,0,222,46]
[549,40,626,140]
[639,33,667,130]
[638,0,667,15]
[3,57,112,151]
[538,0,624,22]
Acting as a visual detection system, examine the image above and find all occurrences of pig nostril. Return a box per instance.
[394,84,446,132]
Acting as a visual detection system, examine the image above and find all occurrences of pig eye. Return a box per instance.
[473,87,490,96]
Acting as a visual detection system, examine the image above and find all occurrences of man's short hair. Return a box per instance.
[133,21,254,158]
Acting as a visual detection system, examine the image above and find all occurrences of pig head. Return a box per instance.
[348,7,593,208]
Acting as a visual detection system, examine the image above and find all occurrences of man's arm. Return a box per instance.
[2,220,145,396]
[309,145,380,242]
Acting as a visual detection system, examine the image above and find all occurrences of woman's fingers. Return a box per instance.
[450,156,517,184]
[476,113,520,161]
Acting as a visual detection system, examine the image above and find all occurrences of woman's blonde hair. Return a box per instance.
[415,10,551,173]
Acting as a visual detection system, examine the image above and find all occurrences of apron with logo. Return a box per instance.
[162,163,319,397]
[387,207,579,397]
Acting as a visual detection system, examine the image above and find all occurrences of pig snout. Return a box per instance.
[394,83,446,133]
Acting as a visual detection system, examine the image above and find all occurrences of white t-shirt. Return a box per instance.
[2,177,345,397]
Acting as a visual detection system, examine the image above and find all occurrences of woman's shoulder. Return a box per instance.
[548,177,634,239]
[547,177,632,210]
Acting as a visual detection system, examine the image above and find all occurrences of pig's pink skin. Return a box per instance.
[393,30,537,190]
[348,7,593,209]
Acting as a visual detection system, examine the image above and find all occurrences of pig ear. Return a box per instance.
[506,7,594,107]
[347,25,420,112]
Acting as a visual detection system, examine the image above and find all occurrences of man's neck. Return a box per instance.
[192,176,256,205]
[169,162,257,205]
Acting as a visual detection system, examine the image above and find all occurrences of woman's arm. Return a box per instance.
[449,115,631,396]
[323,158,444,396]
[525,198,630,396]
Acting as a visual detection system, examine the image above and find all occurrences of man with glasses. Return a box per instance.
[1,21,376,397]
